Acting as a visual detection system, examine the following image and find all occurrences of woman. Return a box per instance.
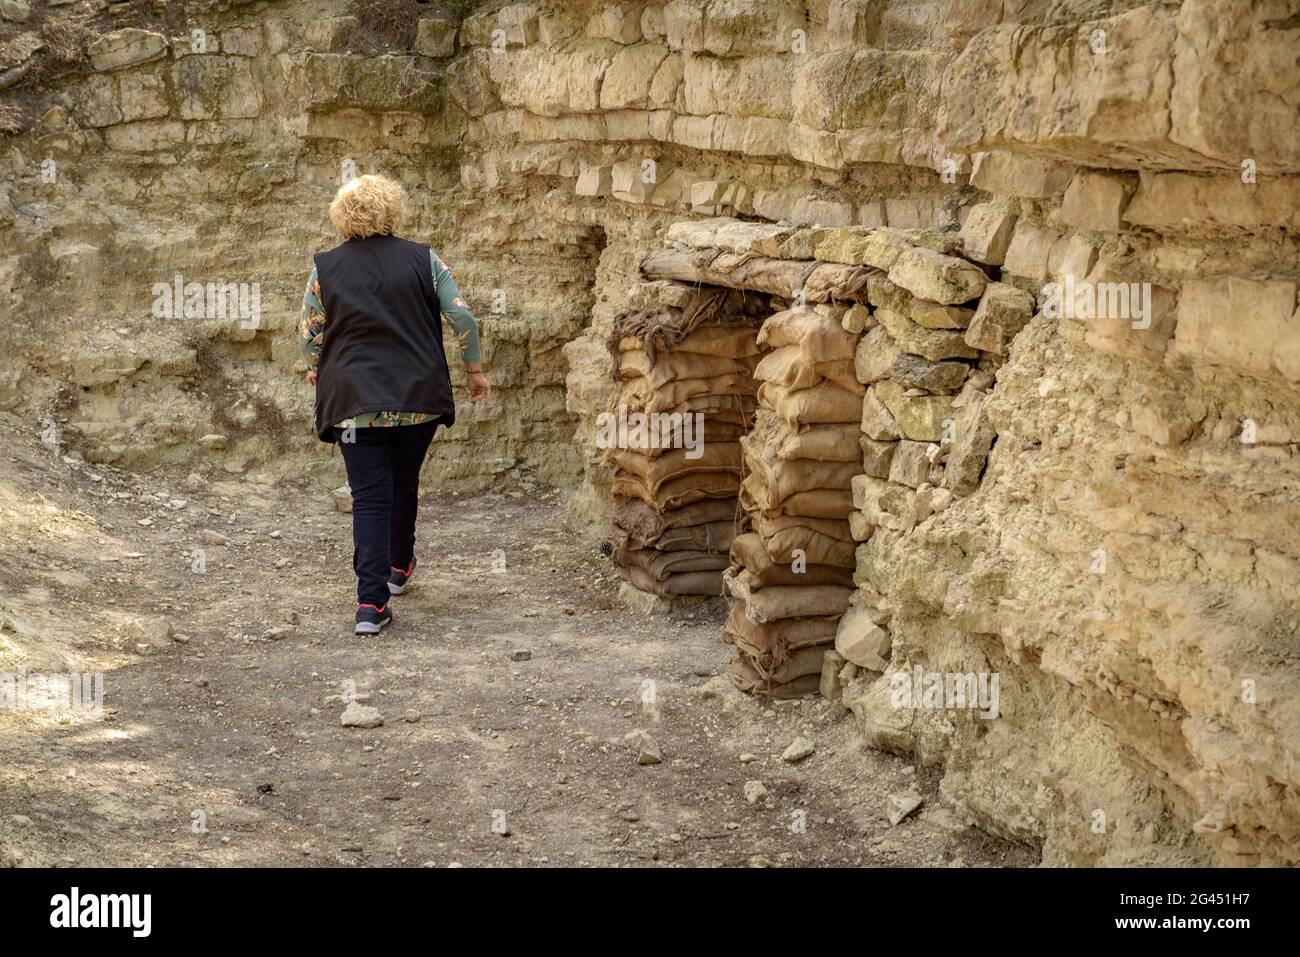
[298,174,491,635]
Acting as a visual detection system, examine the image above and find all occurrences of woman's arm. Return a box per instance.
[297,266,326,385]
[431,251,490,402]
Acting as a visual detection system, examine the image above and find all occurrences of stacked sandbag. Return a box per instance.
[604,286,766,599]
[724,303,866,698]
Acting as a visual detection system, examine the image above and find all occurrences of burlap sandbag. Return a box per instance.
[750,512,856,568]
[615,388,757,427]
[611,518,736,556]
[750,409,860,463]
[620,564,724,598]
[723,566,854,622]
[607,444,741,491]
[779,488,854,518]
[618,324,763,360]
[757,380,862,424]
[753,511,853,543]
[724,601,839,664]
[671,396,756,426]
[754,345,864,394]
[729,533,855,588]
[726,655,822,700]
[618,348,759,387]
[607,286,765,377]
[613,498,739,542]
[740,473,855,520]
[757,309,858,361]
[600,419,748,460]
[652,520,737,553]
[617,547,731,577]
[618,373,757,413]
[613,471,740,511]
[741,434,860,499]
[801,263,876,304]
[724,645,828,687]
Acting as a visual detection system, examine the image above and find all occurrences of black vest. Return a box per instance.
[312,234,456,442]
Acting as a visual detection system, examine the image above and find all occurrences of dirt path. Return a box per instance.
[0,424,1037,867]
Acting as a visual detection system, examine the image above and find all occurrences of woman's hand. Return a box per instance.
[467,371,491,404]
[306,370,317,387]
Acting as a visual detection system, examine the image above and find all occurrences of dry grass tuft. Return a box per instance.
[40,19,87,66]
[0,102,27,136]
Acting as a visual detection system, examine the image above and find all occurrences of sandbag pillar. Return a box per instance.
[724,300,868,697]
[604,283,767,603]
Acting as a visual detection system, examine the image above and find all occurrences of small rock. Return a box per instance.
[126,616,173,652]
[200,529,230,545]
[887,789,924,826]
[781,736,815,763]
[281,609,300,625]
[340,702,384,729]
[627,730,661,766]
[508,649,532,662]
[331,484,353,513]
[739,752,757,764]
[1,1,32,25]
[743,780,768,804]
[403,709,420,723]
[263,627,292,641]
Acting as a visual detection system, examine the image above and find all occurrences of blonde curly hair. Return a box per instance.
[329,174,405,239]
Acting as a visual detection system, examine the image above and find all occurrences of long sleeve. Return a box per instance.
[297,265,326,371]
[431,250,481,364]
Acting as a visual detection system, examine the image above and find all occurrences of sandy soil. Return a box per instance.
[0,421,1038,867]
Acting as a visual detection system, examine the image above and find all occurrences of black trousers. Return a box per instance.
[334,421,439,607]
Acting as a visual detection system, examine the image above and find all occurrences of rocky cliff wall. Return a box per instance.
[0,0,600,489]
[445,0,1300,865]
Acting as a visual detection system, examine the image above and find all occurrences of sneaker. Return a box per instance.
[388,557,417,595]
[354,602,393,635]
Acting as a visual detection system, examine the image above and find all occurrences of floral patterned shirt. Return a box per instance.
[297,248,481,427]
